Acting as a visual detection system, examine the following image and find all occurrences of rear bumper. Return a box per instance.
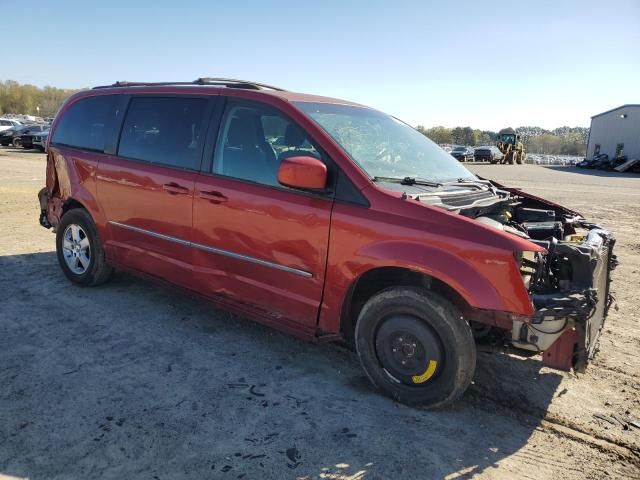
[511,229,617,371]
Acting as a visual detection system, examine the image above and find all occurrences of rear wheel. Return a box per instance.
[56,208,112,286]
[355,287,476,408]
[12,138,21,148]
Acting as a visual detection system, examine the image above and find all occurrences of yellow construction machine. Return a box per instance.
[496,127,525,164]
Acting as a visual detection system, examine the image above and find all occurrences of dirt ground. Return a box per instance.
[1,148,639,480]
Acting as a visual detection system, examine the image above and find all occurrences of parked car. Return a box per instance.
[0,118,22,133]
[474,146,504,163]
[0,124,39,147]
[450,145,474,162]
[1,125,27,146]
[32,130,50,152]
[19,125,49,149]
[37,78,616,408]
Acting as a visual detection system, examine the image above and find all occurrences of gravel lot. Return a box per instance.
[1,148,639,479]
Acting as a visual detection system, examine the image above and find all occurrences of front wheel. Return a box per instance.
[12,138,21,148]
[56,208,113,286]
[355,287,476,408]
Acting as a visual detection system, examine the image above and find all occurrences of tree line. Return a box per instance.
[416,125,589,156]
[0,80,80,118]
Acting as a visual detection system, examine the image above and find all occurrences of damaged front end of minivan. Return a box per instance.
[513,223,616,371]
[475,182,617,371]
[414,179,617,372]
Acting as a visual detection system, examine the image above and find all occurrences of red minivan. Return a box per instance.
[38,78,616,407]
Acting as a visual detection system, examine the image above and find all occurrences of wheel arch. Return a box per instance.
[339,266,474,344]
[62,197,88,215]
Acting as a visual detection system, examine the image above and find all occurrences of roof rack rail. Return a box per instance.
[92,78,287,91]
[193,77,286,91]
[93,81,192,89]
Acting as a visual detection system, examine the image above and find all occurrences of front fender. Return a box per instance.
[318,235,533,336]
[354,240,531,315]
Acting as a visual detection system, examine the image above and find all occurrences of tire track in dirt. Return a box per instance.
[466,385,640,470]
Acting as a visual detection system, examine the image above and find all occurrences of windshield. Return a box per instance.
[294,102,475,182]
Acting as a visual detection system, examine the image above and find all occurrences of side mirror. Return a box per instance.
[277,156,327,190]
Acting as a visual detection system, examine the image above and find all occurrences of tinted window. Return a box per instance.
[0,120,11,126]
[118,97,207,170]
[214,103,320,187]
[51,95,119,151]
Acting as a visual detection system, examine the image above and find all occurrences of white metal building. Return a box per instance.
[586,105,640,160]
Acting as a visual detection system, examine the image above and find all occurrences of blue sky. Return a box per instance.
[2,0,638,130]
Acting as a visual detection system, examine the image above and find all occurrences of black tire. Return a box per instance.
[355,287,475,408]
[56,208,112,286]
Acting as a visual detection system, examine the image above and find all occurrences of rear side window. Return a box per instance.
[51,95,119,152]
[118,97,208,170]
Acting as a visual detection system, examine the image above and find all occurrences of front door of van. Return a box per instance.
[97,95,213,287]
[192,100,333,331]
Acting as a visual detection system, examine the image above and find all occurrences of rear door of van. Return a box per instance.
[97,94,215,287]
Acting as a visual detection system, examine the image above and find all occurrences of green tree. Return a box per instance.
[0,80,81,117]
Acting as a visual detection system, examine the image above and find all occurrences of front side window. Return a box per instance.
[213,102,320,187]
[51,95,119,152]
[295,102,474,182]
[118,97,208,170]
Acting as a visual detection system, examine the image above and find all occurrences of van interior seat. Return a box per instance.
[278,123,320,161]
[223,111,278,185]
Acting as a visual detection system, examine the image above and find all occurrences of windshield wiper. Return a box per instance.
[439,177,492,188]
[372,176,442,188]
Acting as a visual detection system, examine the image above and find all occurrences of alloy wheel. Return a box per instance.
[62,223,91,274]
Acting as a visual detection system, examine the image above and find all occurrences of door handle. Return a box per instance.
[198,190,228,204]
[162,183,190,195]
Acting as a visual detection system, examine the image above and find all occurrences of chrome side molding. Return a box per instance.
[108,221,313,278]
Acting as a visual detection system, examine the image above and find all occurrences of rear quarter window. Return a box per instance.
[51,95,120,152]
